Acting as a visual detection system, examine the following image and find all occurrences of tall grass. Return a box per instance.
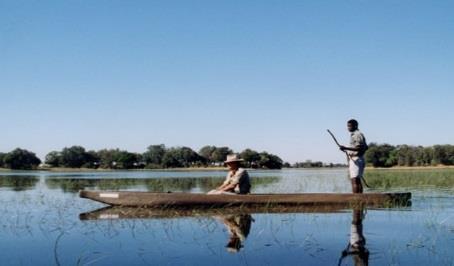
[45,176,281,193]
[366,168,454,189]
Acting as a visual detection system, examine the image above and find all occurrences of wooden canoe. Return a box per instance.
[79,190,411,208]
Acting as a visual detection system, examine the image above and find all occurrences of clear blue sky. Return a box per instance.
[1,1,453,163]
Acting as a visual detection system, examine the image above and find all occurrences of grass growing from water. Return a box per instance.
[366,168,454,189]
[45,176,281,193]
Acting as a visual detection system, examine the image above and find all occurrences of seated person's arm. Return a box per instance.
[216,180,230,190]
[216,170,244,192]
[218,182,237,192]
[219,171,245,192]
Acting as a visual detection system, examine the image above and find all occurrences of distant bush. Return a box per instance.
[3,148,41,170]
[365,143,454,167]
[0,152,5,168]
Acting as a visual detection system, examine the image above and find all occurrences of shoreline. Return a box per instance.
[0,166,346,172]
[0,167,230,172]
[1,165,453,172]
[367,165,454,170]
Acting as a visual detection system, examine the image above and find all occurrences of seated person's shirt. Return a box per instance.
[223,168,251,194]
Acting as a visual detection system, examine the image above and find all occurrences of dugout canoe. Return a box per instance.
[79,190,411,208]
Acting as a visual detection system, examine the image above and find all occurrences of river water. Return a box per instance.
[0,169,452,265]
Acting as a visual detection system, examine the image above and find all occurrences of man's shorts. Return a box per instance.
[349,157,365,179]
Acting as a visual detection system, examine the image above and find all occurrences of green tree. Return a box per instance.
[446,145,454,165]
[293,160,323,168]
[97,149,122,168]
[198,145,217,162]
[83,150,100,168]
[362,143,454,167]
[211,147,233,163]
[0,152,5,168]
[422,147,434,166]
[240,149,260,168]
[3,148,41,170]
[143,144,166,166]
[45,151,62,167]
[413,146,426,166]
[161,152,182,168]
[257,152,283,169]
[432,145,454,165]
[116,151,140,169]
[60,146,91,168]
[162,147,205,168]
[364,143,396,167]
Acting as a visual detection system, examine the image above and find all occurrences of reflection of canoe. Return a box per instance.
[80,205,369,220]
[79,190,411,208]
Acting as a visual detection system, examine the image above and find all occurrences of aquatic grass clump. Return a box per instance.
[366,169,454,189]
[45,176,281,193]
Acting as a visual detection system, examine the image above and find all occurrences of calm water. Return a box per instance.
[0,169,453,266]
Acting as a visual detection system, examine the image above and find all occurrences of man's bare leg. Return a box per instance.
[351,178,363,193]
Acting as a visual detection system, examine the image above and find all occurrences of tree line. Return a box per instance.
[3,143,453,170]
[292,160,347,168]
[0,145,284,170]
[365,143,454,167]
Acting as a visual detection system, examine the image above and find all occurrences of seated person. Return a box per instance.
[207,154,251,195]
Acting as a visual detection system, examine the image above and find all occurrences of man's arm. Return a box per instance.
[339,145,360,152]
[341,133,366,153]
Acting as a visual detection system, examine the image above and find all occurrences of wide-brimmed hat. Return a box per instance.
[226,237,242,253]
[224,154,244,164]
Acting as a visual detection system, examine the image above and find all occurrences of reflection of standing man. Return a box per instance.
[339,119,368,193]
[338,208,369,266]
[217,214,253,253]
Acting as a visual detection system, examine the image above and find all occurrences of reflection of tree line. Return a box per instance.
[45,176,280,193]
[0,175,39,191]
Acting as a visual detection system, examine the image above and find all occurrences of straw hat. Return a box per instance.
[224,154,244,164]
[226,237,242,253]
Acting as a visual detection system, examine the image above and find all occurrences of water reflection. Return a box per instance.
[0,175,39,191]
[79,205,352,220]
[216,214,253,253]
[338,208,369,266]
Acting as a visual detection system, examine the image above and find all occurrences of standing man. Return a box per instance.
[339,119,368,193]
